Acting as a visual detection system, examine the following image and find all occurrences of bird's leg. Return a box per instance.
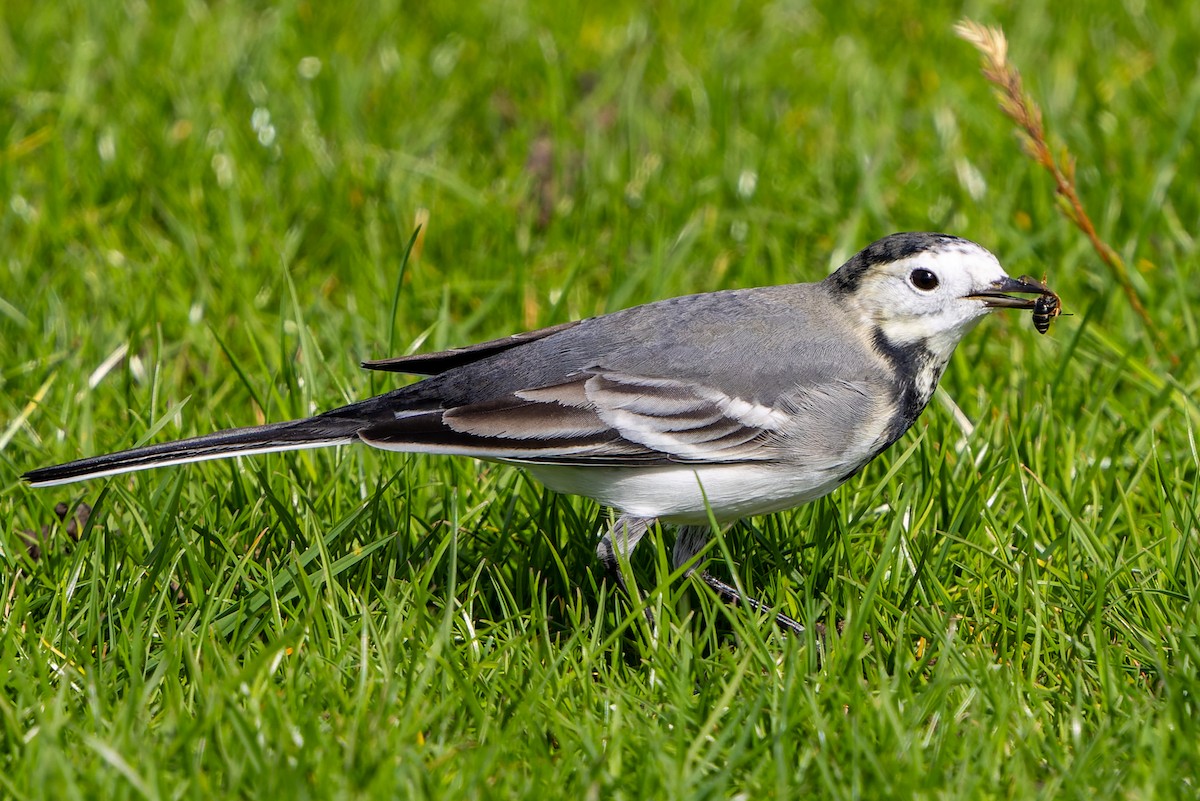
[596,515,655,626]
[672,525,805,636]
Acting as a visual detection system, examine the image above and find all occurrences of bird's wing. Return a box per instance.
[356,286,895,468]
[361,320,582,376]
[356,368,804,466]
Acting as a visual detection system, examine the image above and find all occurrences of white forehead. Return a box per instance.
[897,239,1004,283]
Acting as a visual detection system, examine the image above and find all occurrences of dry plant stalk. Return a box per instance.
[954,19,1163,353]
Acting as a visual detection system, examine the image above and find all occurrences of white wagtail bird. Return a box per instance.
[24,232,1056,634]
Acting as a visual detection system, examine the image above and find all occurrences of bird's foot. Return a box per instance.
[694,570,806,636]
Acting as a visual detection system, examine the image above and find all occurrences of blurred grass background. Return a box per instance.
[2,0,1198,798]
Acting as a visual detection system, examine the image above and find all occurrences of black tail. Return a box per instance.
[22,414,369,488]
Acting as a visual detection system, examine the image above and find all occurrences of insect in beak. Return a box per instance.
[968,274,1064,334]
[966,274,1049,309]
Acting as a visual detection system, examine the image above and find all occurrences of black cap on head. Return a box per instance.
[826,232,972,294]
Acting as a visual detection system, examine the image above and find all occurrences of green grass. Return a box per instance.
[2,0,1199,797]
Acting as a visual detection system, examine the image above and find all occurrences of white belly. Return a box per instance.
[523,462,851,524]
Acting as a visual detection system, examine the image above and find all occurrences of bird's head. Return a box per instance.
[826,232,1046,365]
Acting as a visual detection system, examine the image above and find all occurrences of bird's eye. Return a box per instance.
[910,268,940,291]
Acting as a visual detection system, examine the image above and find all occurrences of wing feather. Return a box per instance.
[362,320,581,376]
[357,369,785,466]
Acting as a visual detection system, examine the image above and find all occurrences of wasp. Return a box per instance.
[1032,293,1061,334]
[1017,274,1064,335]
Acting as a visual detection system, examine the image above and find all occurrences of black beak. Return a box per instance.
[967,274,1049,310]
